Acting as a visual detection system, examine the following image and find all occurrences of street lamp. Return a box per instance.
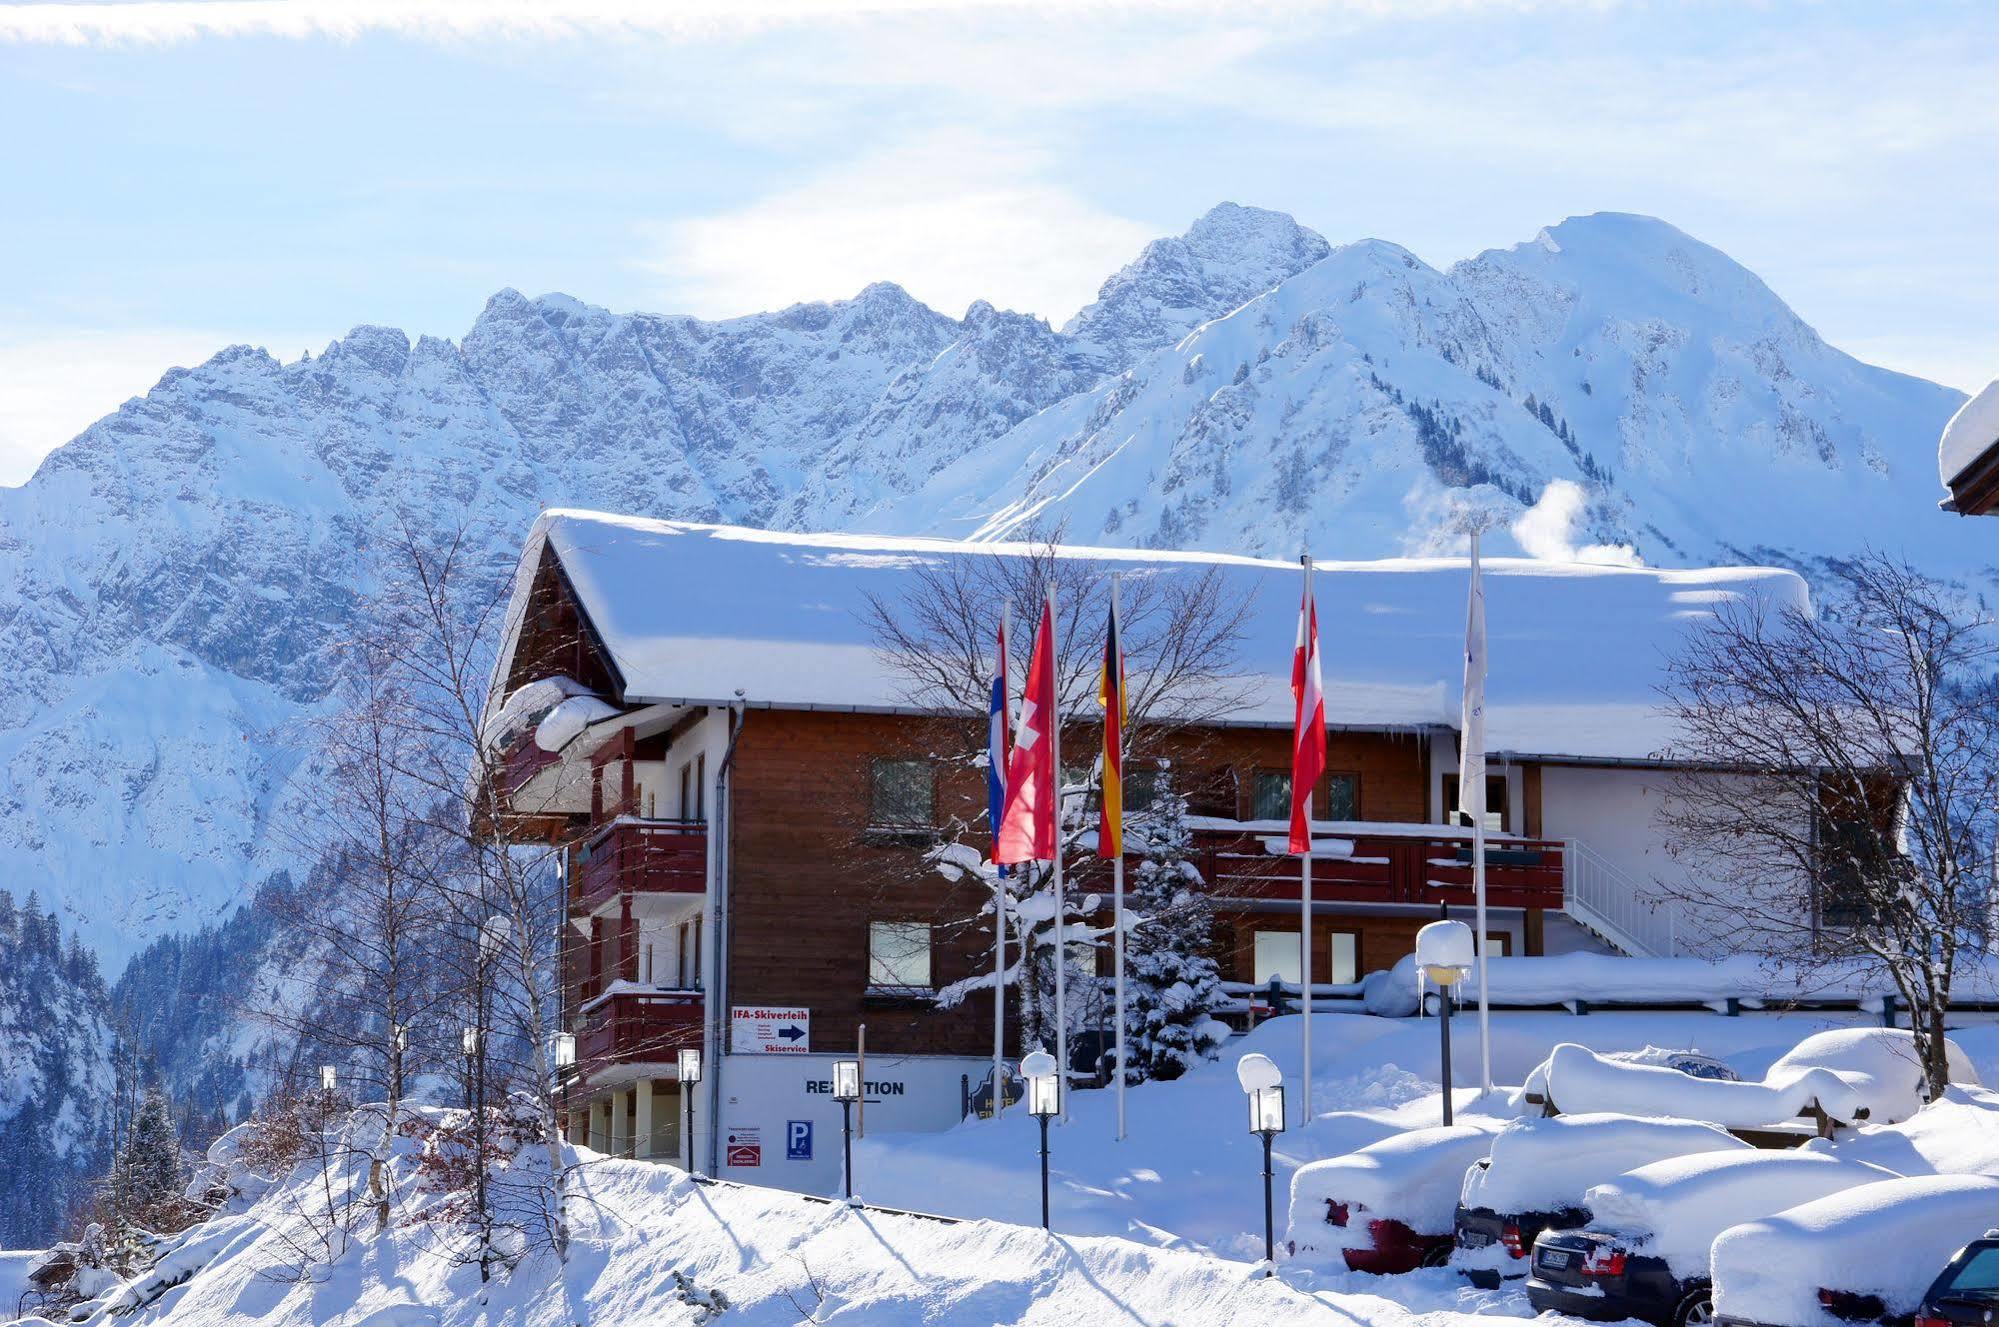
[832,1059,861,1199]
[678,1048,703,1174]
[1237,1052,1285,1273]
[1021,1048,1060,1231]
[320,1064,337,1094]
[552,1032,576,1145]
[1416,918,1475,1126]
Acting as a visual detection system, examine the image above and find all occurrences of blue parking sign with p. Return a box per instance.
[786,1120,813,1160]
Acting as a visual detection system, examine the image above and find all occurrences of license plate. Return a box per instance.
[1463,1232,1493,1248]
[1539,1250,1571,1269]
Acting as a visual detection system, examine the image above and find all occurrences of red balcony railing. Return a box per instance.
[1186,826,1565,910]
[574,988,703,1081]
[573,819,707,915]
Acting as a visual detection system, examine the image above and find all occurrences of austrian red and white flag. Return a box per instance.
[996,596,1059,864]
[1289,574,1327,856]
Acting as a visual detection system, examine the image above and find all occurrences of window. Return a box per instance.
[1326,774,1358,822]
[1253,930,1302,985]
[694,753,706,821]
[1251,771,1292,822]
[1482,932,1509,958]
[1126,765,1170,813]
[868,921,932,989]
[1328,931,1358,984]
[677,762,693,820]
[1185,766,1239,820]
[1444,774,1509,832]
[869,759,936,827]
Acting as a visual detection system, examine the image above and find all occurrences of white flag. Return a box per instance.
[1459,531,1486,827]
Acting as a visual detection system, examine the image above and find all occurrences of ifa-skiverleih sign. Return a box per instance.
[731,1005,810,1054]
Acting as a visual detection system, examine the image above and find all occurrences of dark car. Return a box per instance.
[1528,1228,1712,1327]
[1525,1149,1899,1327]
[1917,1236,1999,1327]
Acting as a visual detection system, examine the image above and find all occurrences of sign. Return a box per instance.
[732,1005,810,1054]
[785,1120,813,1161]
[725,1126,761,1168]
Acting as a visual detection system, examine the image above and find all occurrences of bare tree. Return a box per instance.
[1658,552,1999,1096]
[864,536,1254,1071]
[268,628,454,1231]
[372,510,576,1270]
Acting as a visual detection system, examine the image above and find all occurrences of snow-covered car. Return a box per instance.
[1527,1032,1978,1138]
[1455,1113,1749,1281]
[1288,1124,1498,1273]
[1526,1147,1901,1327]
[1711,1175,1999,1327]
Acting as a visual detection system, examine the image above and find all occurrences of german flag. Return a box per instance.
[1098,596,1126,858]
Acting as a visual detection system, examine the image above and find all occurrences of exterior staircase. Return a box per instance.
[1561,837,1682,958]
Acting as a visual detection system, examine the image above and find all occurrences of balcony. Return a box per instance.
[1185,822,1566,911]
[574,986,704,1082]
[574,818,707,915]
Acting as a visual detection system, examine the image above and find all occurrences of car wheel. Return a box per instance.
[1675,1289,1715,1327]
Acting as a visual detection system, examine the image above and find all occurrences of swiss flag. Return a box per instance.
[996,596,1059,864]
[1289,581,1326,855]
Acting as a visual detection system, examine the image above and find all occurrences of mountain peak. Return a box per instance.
[1063,201,1330,365]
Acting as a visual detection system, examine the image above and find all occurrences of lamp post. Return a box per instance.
[678,1047,702,1174]
[320,1064,337,1095]
[832,1059,861,1199]
[1416,918,1474,1126]
[552,1032,576,1143]
[1237,1052,1285,1273]
[1021,1049,1059,1231]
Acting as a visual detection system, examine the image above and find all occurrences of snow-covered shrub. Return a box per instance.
[1120,791,1230,1083]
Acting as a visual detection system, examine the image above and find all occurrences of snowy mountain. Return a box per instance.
[0,203,1980,985]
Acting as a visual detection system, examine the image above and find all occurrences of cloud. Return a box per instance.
[0,328,318,487]
[0,0,1591,46]
[638,134,1155,325]
[1511,479,1642,566]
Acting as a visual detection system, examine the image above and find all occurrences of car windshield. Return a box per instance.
[1941,1249,1999,1296]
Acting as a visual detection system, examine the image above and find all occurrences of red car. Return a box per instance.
[1289,1125,1498,1273]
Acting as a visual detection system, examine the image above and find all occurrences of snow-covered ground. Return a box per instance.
[22,1008,1999,1327]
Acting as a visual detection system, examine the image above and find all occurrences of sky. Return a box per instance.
[2,0,1997,486]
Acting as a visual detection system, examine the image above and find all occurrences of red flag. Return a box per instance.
[996,596,1059,864]
[1289,578,1326,855]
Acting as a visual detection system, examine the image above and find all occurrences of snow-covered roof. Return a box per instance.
[495,509,1810,763]
[1939,377,1999,490]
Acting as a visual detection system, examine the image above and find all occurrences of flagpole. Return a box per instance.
[1469,529,1493,1096]
[1300,554,1314,1132]
[994,599,1010,1118]
[1111,574,1127,1143]
[1048,582,1068,1123]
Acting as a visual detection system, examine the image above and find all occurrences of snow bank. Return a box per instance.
[1584,1147,1900,1278]
[532,693,620,752]
[1940,377,1999,488]
[1532,1041,1874,1126]
[1366,951,1999,1017]
[1288,1125,1497,1256]
[1765,1027,1976,1125]
[1460,1112,1747,1216]
[1712,1175,1999,1327]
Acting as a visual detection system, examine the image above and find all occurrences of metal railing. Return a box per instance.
[1562,837,1679,958]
